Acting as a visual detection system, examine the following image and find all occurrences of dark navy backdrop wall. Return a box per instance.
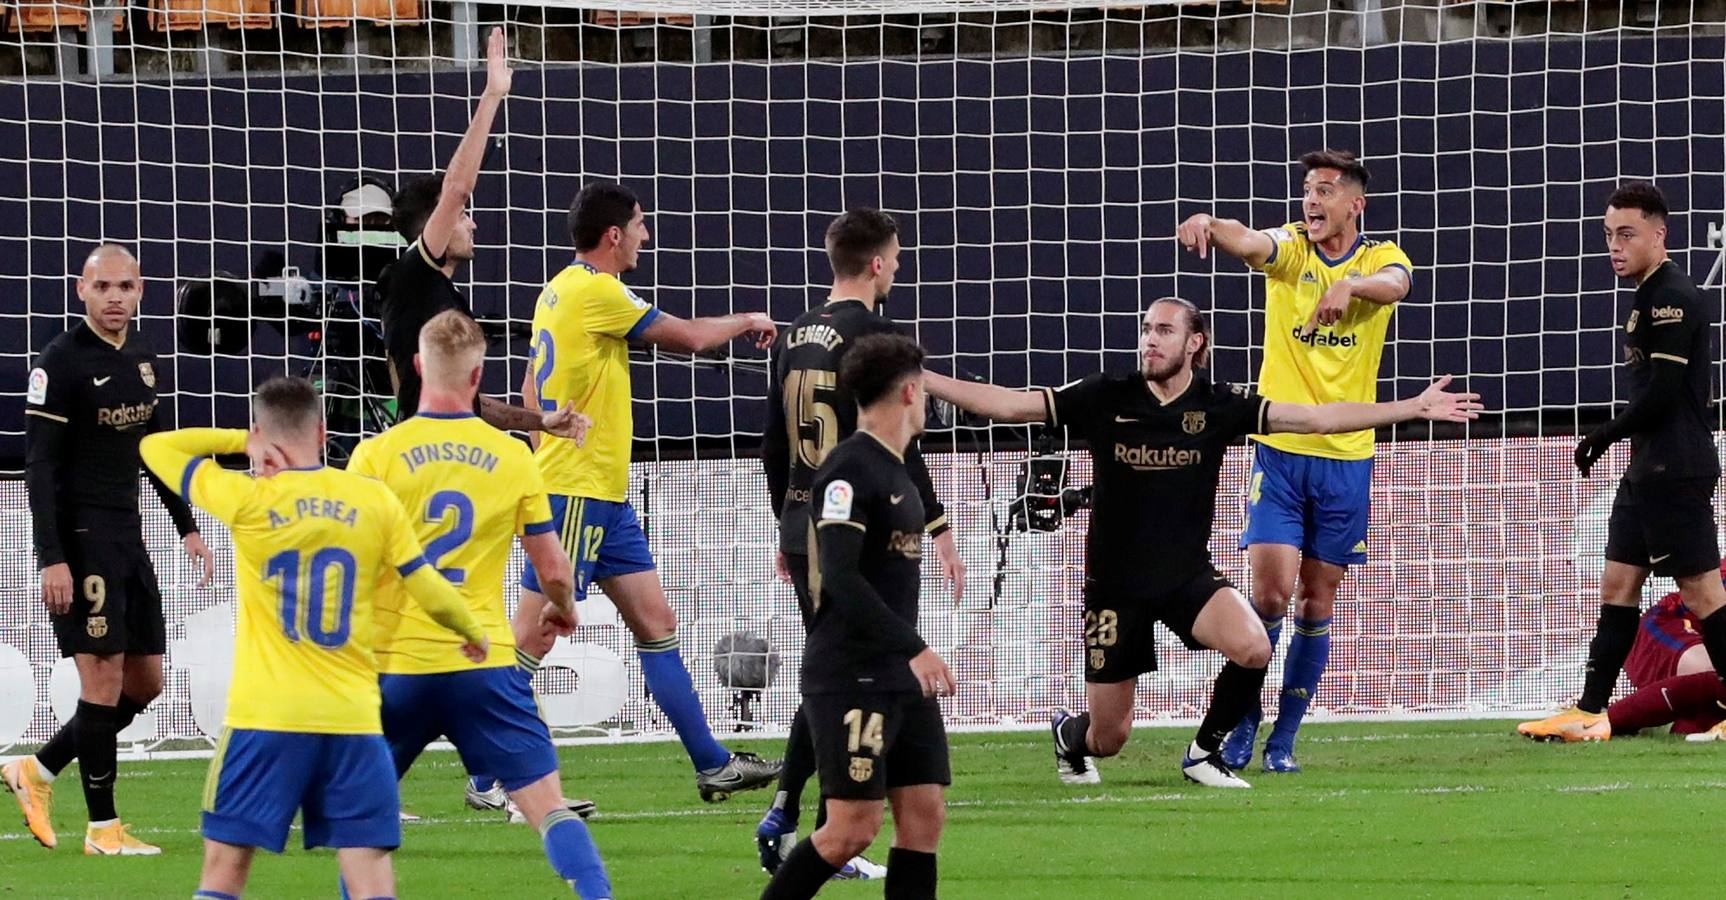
[3,36,1721,467]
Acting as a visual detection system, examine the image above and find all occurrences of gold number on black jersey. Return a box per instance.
[784,369,841,469]
[1085,610,1119,648]
[843,708,886,755]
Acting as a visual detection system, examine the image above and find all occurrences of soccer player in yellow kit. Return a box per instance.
[516,181,782,802]
[1177,149,1414,773]
[347,310,610,898]
[140,377,488,900]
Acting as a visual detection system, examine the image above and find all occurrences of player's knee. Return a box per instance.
[1234,636,1273,670]
[1293,593,1336,621]
[625,602,679,643]
[820,810,882,859]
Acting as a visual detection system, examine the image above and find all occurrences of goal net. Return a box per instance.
[2,0,1723,751]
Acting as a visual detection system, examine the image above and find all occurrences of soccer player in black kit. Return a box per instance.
[926,297,1480,787]
[1519,181,1726,741]
[5,244,215,854]
[761,333,957,900]
[756,209,964,879]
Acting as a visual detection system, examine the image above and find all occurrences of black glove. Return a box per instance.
[1574,432,1610,478]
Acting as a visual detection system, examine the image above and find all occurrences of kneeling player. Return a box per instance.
[347,310,611,898]
[761,334,956,900]
[926,298,1480,787]
[1522,565,1726,742]
[140,377,490,899]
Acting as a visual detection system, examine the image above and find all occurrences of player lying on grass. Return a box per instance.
[345,310,610,898]
[761,333,956,900]
[139,377,490,900]
[925,297,1480,788]
[1522,563,1726,742]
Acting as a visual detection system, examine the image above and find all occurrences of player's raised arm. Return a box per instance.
[922,369,1049,424]
[139,427,253,519]
[638,310,778,354]
[1176,213,1276,266]
[419,26,511,260]
[1264,375,1482,435]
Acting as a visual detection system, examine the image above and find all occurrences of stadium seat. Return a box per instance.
[588,10,695,26]
[6,0,85,32]
[148,0,273,31]
[293,0,421,28]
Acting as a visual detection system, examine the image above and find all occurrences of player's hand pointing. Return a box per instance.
[1176,214,1215,259]
[1574,432,1609,478]
[1412,374,1484,423]
[460,637,490,664]
[741,312,778,350]
[909,648,956,698]
[483,26,512,99]
[1301,280,1354,337]
[184,532,215,589]
[542,402,591,447]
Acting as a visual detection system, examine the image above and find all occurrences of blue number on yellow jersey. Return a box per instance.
[347,412,555,674]
[528,261,660,501]
[147,430,429,735]
[1249,223,1414,460]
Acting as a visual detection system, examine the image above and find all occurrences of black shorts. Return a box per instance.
[1605,476,1721,579]
[51,535,166,658]
[1083,569,1232,684]
[805,690,950,801]
[785,551,815,633]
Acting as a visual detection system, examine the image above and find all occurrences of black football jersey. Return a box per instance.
[1043,372,1269,593]
[802,431,928,694]
[763,298,944,555]
[1620,261,1717,481]
[24,320,196,565]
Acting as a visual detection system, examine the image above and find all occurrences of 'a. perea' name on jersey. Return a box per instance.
[398,440,502,475]
[267,497,360,529]
[786,322,844,352]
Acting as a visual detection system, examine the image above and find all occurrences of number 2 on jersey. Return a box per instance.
[784,368,840,468]
[423,490,475,585]
[263,548,358,649]
[532,329,557,413]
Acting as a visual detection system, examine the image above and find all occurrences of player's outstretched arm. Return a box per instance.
[922,370,1048,424]
[139,428,250,493]
[1176,213,1276,266]
[638,310,777,354]
[420,26,512,260]
[477,395,590,443]
[1266,375,1482,435]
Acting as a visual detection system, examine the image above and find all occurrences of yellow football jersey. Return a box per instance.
[528,261,659,501]
[1249,223,1413,460]
[140,428,447,735]
[347,412,555,674]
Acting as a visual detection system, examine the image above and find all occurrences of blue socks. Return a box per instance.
[1247,615,1284,720]
[543,808,612,899]
[193,892,238,900]
[1268,616,1331,750]
[637,634,730,772]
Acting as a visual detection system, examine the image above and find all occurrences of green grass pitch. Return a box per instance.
[2,720,1716,898]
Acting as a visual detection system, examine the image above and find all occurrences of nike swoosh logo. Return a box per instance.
[1113,415,1139,423]
[1651,553,1672,564]
[890,494,904,504]
[92,377,111,386]
[1661,687,1672,711]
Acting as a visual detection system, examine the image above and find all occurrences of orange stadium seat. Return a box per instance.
[588,10,695,26]
[148,0,272,30]
[294,0,421,27]
[6,0,85,32]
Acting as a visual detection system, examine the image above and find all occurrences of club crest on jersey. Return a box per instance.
[26,368,47,405]
[1182,411,1206,435]
[86,616,108,638]
[849,755,874,782]
[821,480,854,520]
[138,362,156,388]
[1626,310,1639,333]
